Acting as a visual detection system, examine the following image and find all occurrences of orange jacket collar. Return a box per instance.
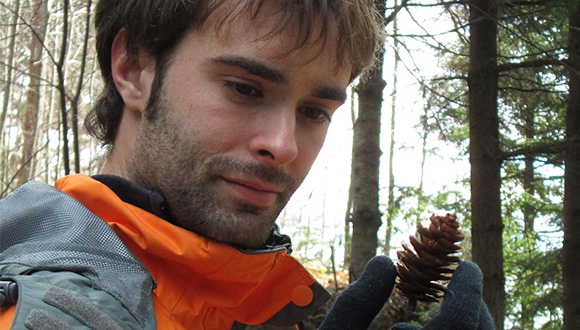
[56,174,327,329]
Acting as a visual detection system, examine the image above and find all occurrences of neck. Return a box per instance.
[101,108,141,178]
[102,152,130,178]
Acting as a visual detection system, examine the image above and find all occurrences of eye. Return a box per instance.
[223,81,263,98]
[298,106,331,123]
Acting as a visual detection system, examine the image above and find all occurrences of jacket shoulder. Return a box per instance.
[0,181,156,329]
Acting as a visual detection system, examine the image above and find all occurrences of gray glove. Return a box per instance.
[319,256,494,330]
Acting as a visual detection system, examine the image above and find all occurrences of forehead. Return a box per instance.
[198,1,350,74]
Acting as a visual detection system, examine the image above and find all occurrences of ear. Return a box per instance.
[111,30,155,113]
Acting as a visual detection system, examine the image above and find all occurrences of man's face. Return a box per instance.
[127,7,351,248]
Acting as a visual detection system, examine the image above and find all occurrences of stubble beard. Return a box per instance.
[127,94,299,249]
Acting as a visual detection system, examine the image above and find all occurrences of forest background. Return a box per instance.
[0,0,578,329]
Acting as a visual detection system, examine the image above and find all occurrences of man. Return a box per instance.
[1,1,381,329]
[1,1,493,329]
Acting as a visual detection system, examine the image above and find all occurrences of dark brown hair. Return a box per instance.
[85,0,385,145]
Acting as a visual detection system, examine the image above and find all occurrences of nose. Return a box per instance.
[249,111,298,165]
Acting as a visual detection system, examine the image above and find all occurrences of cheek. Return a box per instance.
[165,84,250,148]
[180,107,254,153]
[295,129,328,177]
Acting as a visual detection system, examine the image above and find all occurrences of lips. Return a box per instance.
[221,177,281,207]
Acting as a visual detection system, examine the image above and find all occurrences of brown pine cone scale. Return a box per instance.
[395,213,465,304]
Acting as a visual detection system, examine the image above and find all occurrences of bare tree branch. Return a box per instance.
[501,139,577,160]
[497,58,564,72]
[500,0,563,9]
[385,0,411,26]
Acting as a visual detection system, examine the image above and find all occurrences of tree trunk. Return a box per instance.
[521,103,535,330]
[521,95,538,236]
[16,0,48,187]
[349,0,386,282]
[416,105,428,226]
[0,0,21,144]
[385,0,399,256]
[468,0,505,328]
[57,0,71,175]
[563,1,580,329]
[344,89,356,268]
[70,0,93,173]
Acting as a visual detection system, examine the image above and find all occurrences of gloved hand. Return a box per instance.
[319,256,494,330]
[319,255,396,330]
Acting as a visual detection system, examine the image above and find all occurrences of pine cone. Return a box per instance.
[395,213,465,304]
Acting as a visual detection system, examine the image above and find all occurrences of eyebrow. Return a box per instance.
[313,86,347,104]
[212,55,347,103]
[212,56,288,84]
